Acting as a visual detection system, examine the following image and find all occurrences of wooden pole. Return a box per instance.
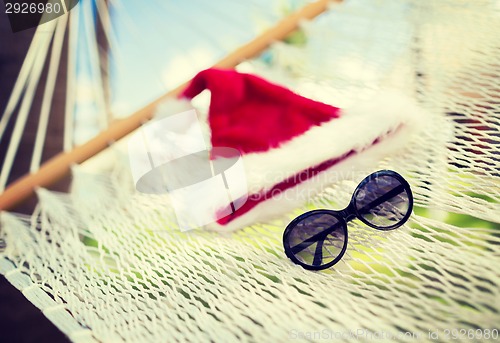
[0,0,334,211]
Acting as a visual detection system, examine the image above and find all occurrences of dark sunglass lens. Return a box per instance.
[285,213,346,268]
[354,174,411,229]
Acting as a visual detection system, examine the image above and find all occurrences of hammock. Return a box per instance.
[1,0,499,341]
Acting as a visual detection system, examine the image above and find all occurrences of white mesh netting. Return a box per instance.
[1,0,499,342]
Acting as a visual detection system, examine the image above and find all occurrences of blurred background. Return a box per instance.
[0,0,309,210]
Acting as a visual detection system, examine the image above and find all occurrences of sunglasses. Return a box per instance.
[283,170,413,270]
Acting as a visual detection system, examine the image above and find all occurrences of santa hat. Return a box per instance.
[142,68,426,231]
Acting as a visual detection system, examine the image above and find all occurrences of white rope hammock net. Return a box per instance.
[1,0,499,342]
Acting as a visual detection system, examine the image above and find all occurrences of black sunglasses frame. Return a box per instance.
[283,170,413,271]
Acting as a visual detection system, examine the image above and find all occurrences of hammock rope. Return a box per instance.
[0,1,498,342]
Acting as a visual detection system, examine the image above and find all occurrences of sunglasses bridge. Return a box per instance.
[337,202,357,223]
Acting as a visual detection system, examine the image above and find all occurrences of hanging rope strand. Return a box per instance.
[82,0,108,130]
[0,21,56,191]
[30,16,68,173]
[63,4,79,152]
[0,27,46,141]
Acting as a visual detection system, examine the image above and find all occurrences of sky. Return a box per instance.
[71,0,411,144]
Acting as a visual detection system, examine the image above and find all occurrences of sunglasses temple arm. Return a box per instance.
[356,184,405,216]
[289,222,341,255]
[312,239,324,266]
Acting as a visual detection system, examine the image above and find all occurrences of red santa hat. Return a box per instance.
[150,68,426,231]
